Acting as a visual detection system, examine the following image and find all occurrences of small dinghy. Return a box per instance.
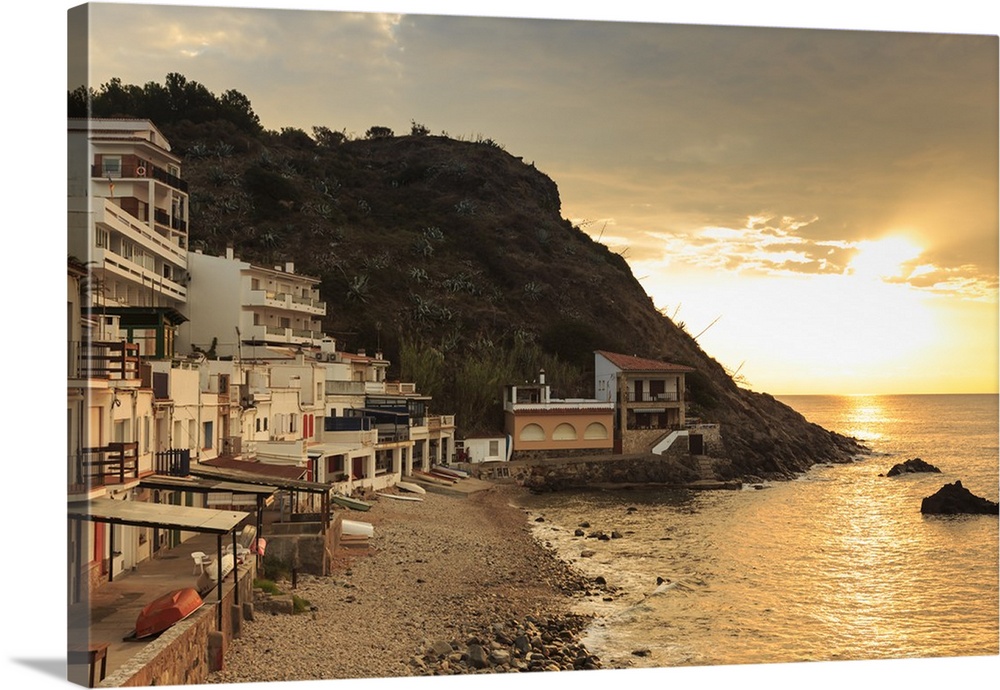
[395,480,427,494]
[341,519,375,537]
[376,492,424,502]
[332,494,373,512]
[196,553,235,594]
[127,588,203,640]
[432,466,469,479]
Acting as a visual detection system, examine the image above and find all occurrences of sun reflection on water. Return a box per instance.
[844,395,888,442]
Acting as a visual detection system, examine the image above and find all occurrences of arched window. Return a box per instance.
[584,422,609,440]
[520,423,545,441]
[553,423,577,440]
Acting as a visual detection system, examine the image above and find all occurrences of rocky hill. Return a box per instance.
[170,125,862,478]
[72,77,866,478]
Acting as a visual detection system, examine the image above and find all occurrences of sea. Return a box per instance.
[516,394,999,670]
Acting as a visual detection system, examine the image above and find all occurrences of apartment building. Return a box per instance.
[177,247,326,359]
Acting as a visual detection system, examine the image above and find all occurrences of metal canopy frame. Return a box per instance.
[139,474,278,573]
[68,498,250,630]
[190,465,334,528]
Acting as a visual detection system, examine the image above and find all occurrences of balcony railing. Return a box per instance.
[154,448,190,477]
[626,391,681,403]
[325,381,368,396]
[92,162,189,192]
[78,442,140,486]
[69,340,140,380]
[152,208,187,232]
[220,436,241,458]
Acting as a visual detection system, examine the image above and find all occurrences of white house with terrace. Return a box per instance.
[177,247,327,359]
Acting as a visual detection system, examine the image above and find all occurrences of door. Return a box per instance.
[690,434,704,455]
[352,457,364,480]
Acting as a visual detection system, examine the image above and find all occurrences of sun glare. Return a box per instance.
[849,236,923,281]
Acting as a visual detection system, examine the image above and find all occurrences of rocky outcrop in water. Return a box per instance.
[887,458,942,476]
[920,481,999,515]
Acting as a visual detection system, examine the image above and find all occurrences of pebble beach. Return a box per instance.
[207,483,607,683]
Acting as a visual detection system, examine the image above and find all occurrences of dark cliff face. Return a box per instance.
[172,125,866,477]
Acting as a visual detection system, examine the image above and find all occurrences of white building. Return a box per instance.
[178,247,326,358]
[68,118,190,314]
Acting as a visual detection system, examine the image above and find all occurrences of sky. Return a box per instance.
[64,1,999,396]
[1,3,995,690]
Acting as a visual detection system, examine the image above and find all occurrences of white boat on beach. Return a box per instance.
[376,492,424,502]
[341,519,374,537]
[431,465,469,479]
[396,480,427,494]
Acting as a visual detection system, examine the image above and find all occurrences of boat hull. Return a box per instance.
[376,492,424,502]
[134,588,203,639]
[332,495,373,511]
[396,480,427,494]
[341,519,375,537]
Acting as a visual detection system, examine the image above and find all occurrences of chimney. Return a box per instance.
[358,348,366,357]
[538,369,546,385]
[285,261,295,274]
[226,245,234,260]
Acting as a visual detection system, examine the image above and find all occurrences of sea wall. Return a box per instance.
[510,447,700,491]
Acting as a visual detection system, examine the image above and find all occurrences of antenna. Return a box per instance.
[693,316,722,341]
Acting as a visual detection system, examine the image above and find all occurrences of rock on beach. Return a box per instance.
[207,484,600,683]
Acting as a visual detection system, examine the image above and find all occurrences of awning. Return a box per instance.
[190,464,333,496]
[68,497,248,534]
[140,474,279,498]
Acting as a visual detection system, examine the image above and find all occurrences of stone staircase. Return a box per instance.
[692,455,716,481]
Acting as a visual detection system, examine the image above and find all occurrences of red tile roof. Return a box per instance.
[595,350,695,373]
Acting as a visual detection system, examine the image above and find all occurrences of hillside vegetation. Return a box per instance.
[71,74,866,479]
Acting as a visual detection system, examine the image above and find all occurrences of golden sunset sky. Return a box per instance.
[68,1,998,395]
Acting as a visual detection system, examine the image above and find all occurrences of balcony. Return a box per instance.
[153,208,187,232]
[325,381,368,396]
[88,197,188,264]
[69,340,140,381]
[154,448,191,476]
[220,436,242,458]
[77,442,140,487]
[626,391,681,403]
[92,162,188,193]
[247,289,326,315]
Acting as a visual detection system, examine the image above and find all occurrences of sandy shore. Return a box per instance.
[207,483,603,683]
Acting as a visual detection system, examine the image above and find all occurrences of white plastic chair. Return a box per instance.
[191,551,208,575]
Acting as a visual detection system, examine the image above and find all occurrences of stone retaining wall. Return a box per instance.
[102,561,256,687]
[262,514,340,576]
[510,447,700,491]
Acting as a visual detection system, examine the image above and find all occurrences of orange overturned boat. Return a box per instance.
[132,588,204,639]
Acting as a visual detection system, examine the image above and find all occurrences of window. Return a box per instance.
[112,419,128,443]
[584,422,609,440]
[488,440,499,456]
[203,421,213,449]
[520,424,545,442]
[102,156,122,178]
[553,423,577,441]
[95,228,110,249]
